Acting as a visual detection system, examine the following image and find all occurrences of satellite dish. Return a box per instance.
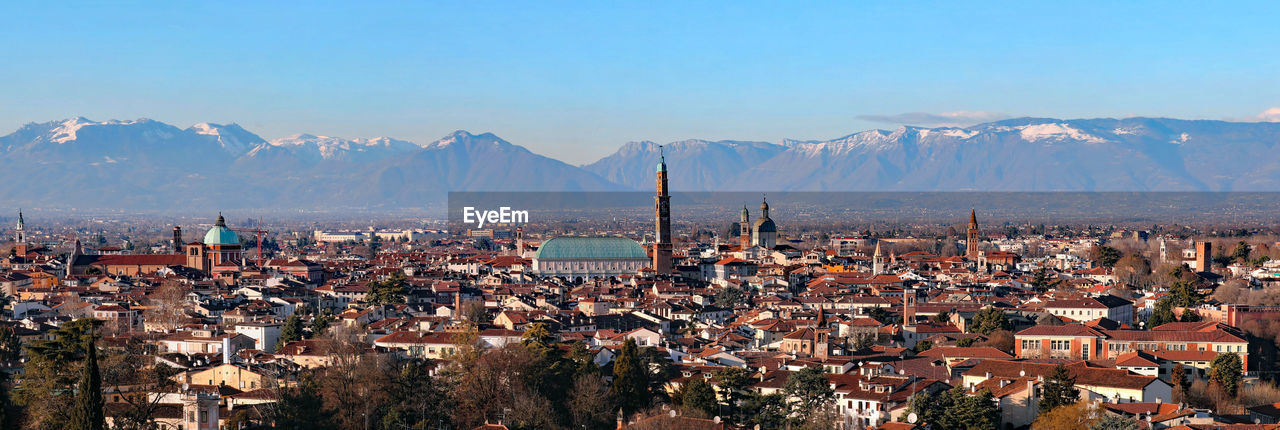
[907,413,918,424]
[1020,370,1026,377]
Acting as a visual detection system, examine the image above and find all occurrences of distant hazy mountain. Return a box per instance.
[583,139,788,190]
[2,116,1280,211]
[588,117,1280,192]
[0,119,619,210]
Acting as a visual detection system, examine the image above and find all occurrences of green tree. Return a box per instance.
[1168,280,1203,308]
[956,337,976,347]
[67,338,105,430]
[970,306,1011,335]
[715,286,746,308]
[1147,298,1177,329]
[568,341,600,376]
[679,378,717,417]
[1232,241,1252,264]
[743,393,787,429]
[1039,364,1081,413]
[951,388,1000,430]
[520,324,575,424]
[277,313,304,351]
[1179,308,1202,322]
[1209,352,1242,397]
[609,338,650,416]
[901,386,999,429]
[869,307,893,325]
[380,359,448,430]
[19,318,103,429]
[637,346,678,405]
[521,322,555,347]
[1093,245,1122,267]
[913,340,934,354]
[714,367,755,426]
[309,310,333,338]
[783,366,834,424]
[366,273,408,306]
[273,376,335,429]
[1030,268,1062,293]
[933,309,952,324]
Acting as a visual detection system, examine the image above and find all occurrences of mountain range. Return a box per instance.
[2,116,1279,211]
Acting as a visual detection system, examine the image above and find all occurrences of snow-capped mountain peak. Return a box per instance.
[260,133,422,161]
[427,130,512,150]
[187,122,265,156]
[49,116,97,143]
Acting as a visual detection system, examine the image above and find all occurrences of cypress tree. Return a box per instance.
[67,339,104,430]
[609,338,649,416]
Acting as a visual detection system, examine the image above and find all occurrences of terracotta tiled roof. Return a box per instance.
[1015,324,1105,337]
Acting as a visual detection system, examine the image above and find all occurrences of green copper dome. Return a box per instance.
[534,237,648,260]
[203,213,240,245]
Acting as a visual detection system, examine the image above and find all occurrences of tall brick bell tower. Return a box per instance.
[653,146,673,276]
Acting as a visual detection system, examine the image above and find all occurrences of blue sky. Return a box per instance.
[2,1,1279,164]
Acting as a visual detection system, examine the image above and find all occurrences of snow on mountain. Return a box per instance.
[187,122,265,156]
[5,115,1280,210]
[589,117,1280,192]
[256,133,422,161]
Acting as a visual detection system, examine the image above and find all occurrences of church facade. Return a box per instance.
[68,213,244,276]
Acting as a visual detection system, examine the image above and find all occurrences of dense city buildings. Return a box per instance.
[0,153,1275,430]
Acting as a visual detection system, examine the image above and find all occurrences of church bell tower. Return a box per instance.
[14,210,26,256]
[653,146,673,275]
[966,209,980,260]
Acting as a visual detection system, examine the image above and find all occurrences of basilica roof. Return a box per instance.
[534,237,648,260]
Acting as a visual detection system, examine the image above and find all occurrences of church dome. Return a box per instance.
[203,214,240,246]
[753,197,776,232]
[753,216,777,233]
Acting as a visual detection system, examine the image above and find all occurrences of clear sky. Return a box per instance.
[2,1,1279,164]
